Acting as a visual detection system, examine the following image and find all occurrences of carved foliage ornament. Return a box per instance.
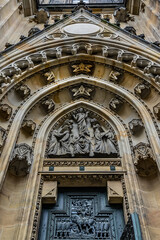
[134,83,151,99]
[41,99,55,113]
[9,143,33,177]
[109,70,122,83]
[153,103,160,120]
[109,98,124,112]
[0,104,12,120]
[0,127,6,150]
[128,119,143,135]
[70,84,95,99]
[72,63,93,74]
[134,143,157,177]
[22,120,36,135]
[46,108,118,158]
[15,84,31,99]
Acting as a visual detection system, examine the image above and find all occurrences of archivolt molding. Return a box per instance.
[0,40,160,95]
[0,76,160,188]
[16,101,148,240]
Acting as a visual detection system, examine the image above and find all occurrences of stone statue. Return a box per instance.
[47,108,118,157]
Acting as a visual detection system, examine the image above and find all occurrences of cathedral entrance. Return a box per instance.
[38,187,124,240]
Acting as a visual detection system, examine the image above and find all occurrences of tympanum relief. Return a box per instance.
[46,108,118,158]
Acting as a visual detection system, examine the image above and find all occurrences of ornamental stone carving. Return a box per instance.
[47,108,118,158]
[109,71,121,83]
[134,83,151,99]
[153,103,160,120]
[22,120,36,135]
[41,99,55,113]
[114,7,130,22]
[0,104,12,120]
[15,84,31,99]
[70,84,95,99]
[128,119,143,135]
[9,143,33,177]
[42,181,57,204]
[72,63,93,74]
[44,71,55,83]
[0,127,6,151]
[134,143,157,177]
[109,98,124,112]
[36,8,50,24]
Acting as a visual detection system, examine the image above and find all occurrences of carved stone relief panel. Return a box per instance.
[70,84,95,100]
[9,143,33,176]
[46,108,119,158]
[134,142,157,177]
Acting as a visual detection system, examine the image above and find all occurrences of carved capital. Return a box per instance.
[9,143,33,177]
[42,181,57,204]
[153,103,160,120]
[41,99,55,113]
[0,104,12,120]
[128,119,143,135]
[16,84,31,99]
[134,143,157,177]
[107,181,123,204]
[134,83,151,99]
[109,98,124,112]
[22,120,36,135]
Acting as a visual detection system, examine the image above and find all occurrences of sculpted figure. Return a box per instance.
[48,128,70,156]
[94,124,117,155]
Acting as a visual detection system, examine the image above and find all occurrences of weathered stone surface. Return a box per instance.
[9,143,33,177]
[134,83,151,99]
[109,98,124,112]
[107,181,123,204]
[42,181,57,204]
[128,119,143,135]
[22,120,36,135]
[0,104,12,120]
[153,103,160,120]
[41,99,55,113]
[134,143,157,177]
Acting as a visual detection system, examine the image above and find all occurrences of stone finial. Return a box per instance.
[16,84,31,99]
[70,84,95,99]
[114,7,130,22]
[41,99,55,113]
[128,119,143,135]
[153,103,160,120]
[0,104,12,120]
[42,181,57,204]
[9,143,33,177]
[109,98,124,112]
[72,63,93,74]
[107,181,123,204]
[109,71,121,83]
[22,120,36,135]
[36,8,50,24]
[134,143,157,177]
[134,83,151,99]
